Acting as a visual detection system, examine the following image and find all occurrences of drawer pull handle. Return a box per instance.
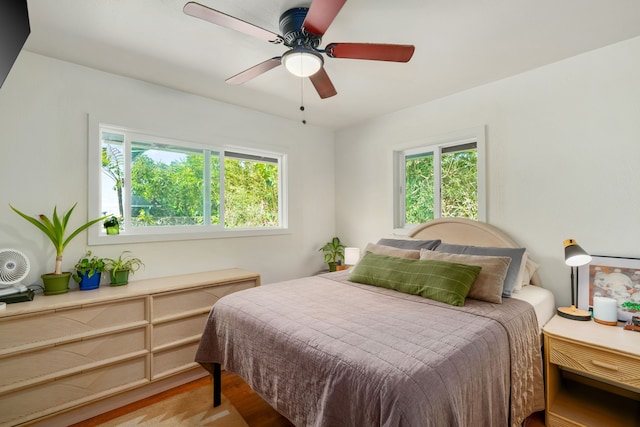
[591,359,619,371]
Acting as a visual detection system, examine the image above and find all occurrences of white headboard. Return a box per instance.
[408,217,521,248]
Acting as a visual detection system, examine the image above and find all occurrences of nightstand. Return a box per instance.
[543,315,640,426]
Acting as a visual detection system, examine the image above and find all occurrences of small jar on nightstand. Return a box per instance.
[542,315,640,426]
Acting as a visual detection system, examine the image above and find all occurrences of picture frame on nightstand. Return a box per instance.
[577,255,640,322]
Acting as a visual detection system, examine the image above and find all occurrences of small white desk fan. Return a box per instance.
[0,248,31,298]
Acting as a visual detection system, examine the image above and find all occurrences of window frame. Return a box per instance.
[393,126,486,230]
[88,117,289,245]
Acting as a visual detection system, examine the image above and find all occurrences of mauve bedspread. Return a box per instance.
[195,271,544,427]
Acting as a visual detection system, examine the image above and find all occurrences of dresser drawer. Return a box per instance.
[152,313,207,350]
[0,327,147,392]
[151,280,255,321]
[548,336,640,391]
[0,356,148,427]
[151,341,200,379]
[0,297,146,354]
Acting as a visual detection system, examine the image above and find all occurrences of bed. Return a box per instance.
[195,218,555,426]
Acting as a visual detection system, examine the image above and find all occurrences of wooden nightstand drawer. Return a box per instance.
[546,413,579,427]
[548,336,640,391]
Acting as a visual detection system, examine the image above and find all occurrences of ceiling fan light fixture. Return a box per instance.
[282,48,323,77]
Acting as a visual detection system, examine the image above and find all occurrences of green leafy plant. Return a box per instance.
[319,237,346,266]
[104,251,144,274]
[103,215,120,235]
[103,215,119,228]
[10,203,107,275]
[621,301,640,312]
[72,250,105,282]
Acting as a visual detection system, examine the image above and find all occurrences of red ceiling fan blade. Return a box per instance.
[302,0,346,36]
[309,67,337,99]
[326,43,415,62]
[226,57,282,85]
[184,2,283,43]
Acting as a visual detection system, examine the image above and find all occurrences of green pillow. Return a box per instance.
[349,252,481,306]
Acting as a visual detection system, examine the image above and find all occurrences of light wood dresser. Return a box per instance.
[543,314,640,426]
[0,268,259,426]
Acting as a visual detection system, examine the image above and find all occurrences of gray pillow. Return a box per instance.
[376,238,441,251]
[435,243,526,297]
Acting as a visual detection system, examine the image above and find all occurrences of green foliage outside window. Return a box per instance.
[224,158,279,228]
[102,141,279,229]
[405,154,435,224]
[405,148,477,225]
[441,149,478,220]
[130,152,211,226]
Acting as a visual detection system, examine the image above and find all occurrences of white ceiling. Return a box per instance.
[23,0,640,130]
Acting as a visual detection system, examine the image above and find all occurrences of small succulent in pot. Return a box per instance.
[103,215,120,235]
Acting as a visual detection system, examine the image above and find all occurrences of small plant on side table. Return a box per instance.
[319,237,346,272]
[104,251,144,286]
[72,250,105,291]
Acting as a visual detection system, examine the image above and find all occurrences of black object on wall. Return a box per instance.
[0,0,30,89]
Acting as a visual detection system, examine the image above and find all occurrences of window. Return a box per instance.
[89,121,287,244]
[394,128,485,229]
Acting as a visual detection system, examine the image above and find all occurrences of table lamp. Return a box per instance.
[557,239,592,321]
[344,247,361,268]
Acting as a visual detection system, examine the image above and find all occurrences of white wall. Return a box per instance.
[0,52,335,287]
[335,36,640,305]
[4,36,639,304]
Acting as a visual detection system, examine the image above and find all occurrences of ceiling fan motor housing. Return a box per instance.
[279,8,320,49]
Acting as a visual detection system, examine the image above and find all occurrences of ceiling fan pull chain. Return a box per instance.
[300,78,307,125]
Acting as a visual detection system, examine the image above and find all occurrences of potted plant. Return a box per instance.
[103,215,120,235]
[319,237,346,272]
[72,250,105,291]
[10,203,106,295]
[104,251,144,286]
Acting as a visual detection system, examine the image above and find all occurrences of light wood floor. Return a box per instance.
[75,371,544,426]
[224,371,545,427]
[220,371,294,427]
[72,371,293,427]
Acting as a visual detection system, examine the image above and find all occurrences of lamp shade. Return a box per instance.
[344,247,361,266]
[564,239,592,267]
[282,48,323,77]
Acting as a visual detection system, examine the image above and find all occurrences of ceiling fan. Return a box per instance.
[183,0,415,99]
